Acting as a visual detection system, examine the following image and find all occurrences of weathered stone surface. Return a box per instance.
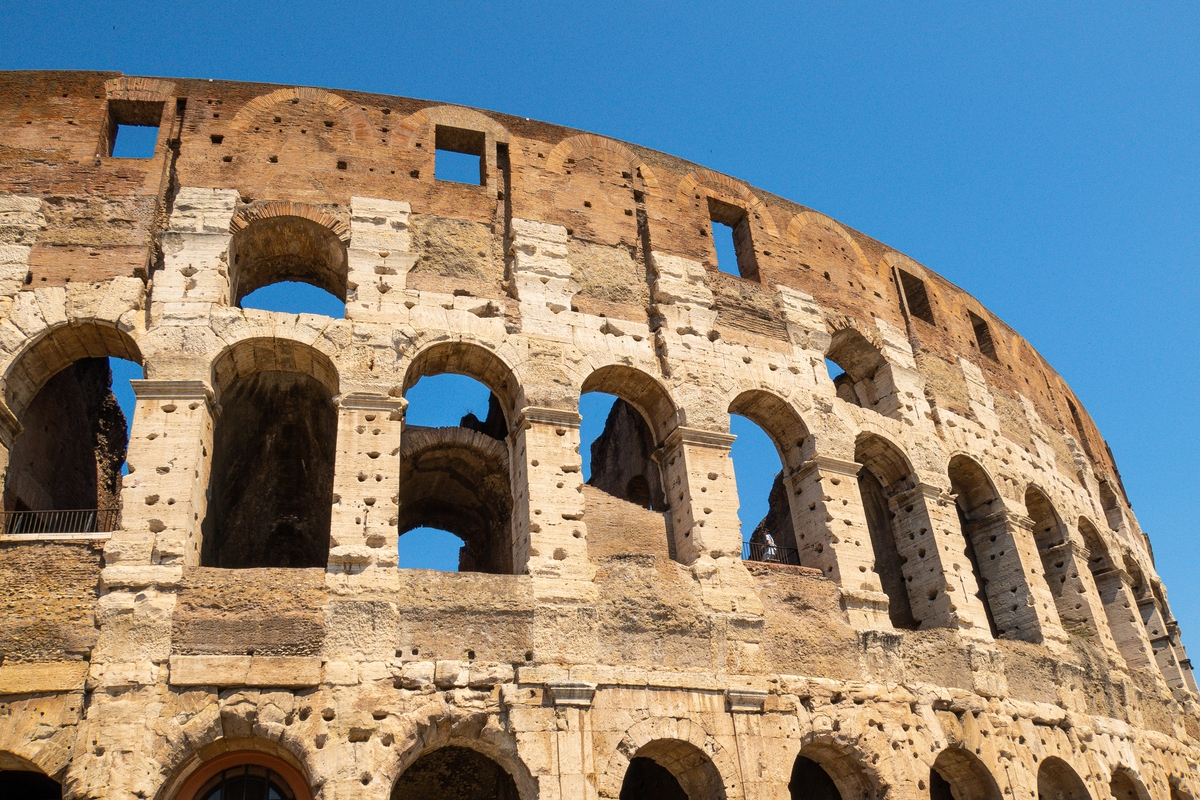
[0,72,1192,800]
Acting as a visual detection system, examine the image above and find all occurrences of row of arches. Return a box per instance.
[4,736,1187,800]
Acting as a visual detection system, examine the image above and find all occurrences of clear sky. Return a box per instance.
[3,1,1197,655]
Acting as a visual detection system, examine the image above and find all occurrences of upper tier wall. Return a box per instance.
[0,69,1133,537]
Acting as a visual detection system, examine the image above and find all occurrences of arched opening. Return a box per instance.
[1170,780,1193,800]
[229,214,348,311]
[2,325,143,536]
[580,366,676,560]
[619,739,726,800]
[790,744,870,800]
[0,768,60,800]
[401,345,518,573]
[728,391,811,566]
[391,746,520,800]
[1026,487,1073,631]
[172,749,312,800]
[201,340,338,568]
[241,281,346,318]
[826,327,887,410]
[947,456,1002,638]
[1078,519,1146,671]
[1098,479,1123,532]
[929,748,1003,800]
[1110,769,1152,800]
[855,434,920,630]
[1037,757,1091,800]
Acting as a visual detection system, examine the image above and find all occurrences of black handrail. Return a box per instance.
[1,508,119,536]
[743,540,801,566]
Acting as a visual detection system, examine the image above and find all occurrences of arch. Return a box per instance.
[1037,757,1091,800]
[227,209,349,306]
[597,718,740,800]
[787,211,872,272]
[677,169,779,237]
[1026,487,1075,630]
[1110,768,1153,800]
[398,426,513,573]
[855,432,919,630]
[203,338,338,568]
[728,390,811,475]
[948,455,1003,637]
[619,739,727,800]
[390,745,521,800]
[404,342,521,433]
[545,134,662,196]
[1098,478,1123,532]
[395,105,511,148]
[3,321,143,419]
[929,747,1003,800]
[581,365,678,445]
[825,323,887,409]
[157,739,313,800]
[791,741,873,800]
[230,86,373,143]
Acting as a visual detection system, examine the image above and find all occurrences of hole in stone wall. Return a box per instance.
[899,269,935,324]
[399,374,512,573]
[825,328,886,409]
[730,414,793,564]
[435,124,486,185]
[229,215,349,307]
[708,196,759,281]
[581,391,664,511]
[105,99,163,159]
[969,310,997,360]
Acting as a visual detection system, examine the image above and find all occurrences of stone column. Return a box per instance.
[888,483,992,638]
[345,196,416,321]
[327,392,404,575]
[1134,587,1188,691]
[1058,533,1124,658]
[1092,567,1158,674]
[784,455,892,630]
[965,511,1068,644]
[153,188,237,324]
[510,407,593,587]
[109,379,214,569]
[545,683,599,800]
[657,426,741,564]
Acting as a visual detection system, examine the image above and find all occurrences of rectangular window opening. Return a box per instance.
[105,99,164,159]
[969,310,998,360]
[898,269,934,324]
[435,124,486,185]
[708,197,759,281]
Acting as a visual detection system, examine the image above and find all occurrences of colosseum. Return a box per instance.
[0,71,1195,800]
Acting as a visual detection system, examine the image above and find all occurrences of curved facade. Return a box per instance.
[0,71,1195,799]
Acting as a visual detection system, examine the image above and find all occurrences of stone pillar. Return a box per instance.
[544,684,599,800]
[510,407,593,586]
[784,455,892,630]
[657,426,741,564]
[888,483,992,638]
[1060,533,1124,658]
[153,188,237,324]
[1135,588,1188,691]
[327,392,405,575]
[0,400,22,502]
[966,511,1067,644]
[109,380,214,568]
[1167,623,1199,695]
[1093,567,1158,674]
[346,196,416,321]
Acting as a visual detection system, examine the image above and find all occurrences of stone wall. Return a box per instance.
[0,72,1193,800]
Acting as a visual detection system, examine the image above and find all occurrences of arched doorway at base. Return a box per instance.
[391,745,520,800]
[0,770,61,800]
[620,756,688,800]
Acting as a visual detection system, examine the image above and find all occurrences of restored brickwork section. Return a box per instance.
[0,72,1194,800]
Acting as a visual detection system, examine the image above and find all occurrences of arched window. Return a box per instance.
[929,748,1002,800]
[173,751,311,800]
[400,373,511,573]
[947,456,1003,638]
[2,325,143,536]
[1026,488,1074,632]
[580,366,677,560]
[1078,519,1153,672]
[789,744,871,800]
[1110,769,1152,800]
[391,746,520,800]
[855,434,920,630]
[618,739,725,800]
[1037,757,1091,800]
[202,340,338,568]
[229,214,347,316]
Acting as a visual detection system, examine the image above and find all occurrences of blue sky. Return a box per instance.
[4,1,1197,654]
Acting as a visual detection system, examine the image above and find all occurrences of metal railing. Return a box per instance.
[743,540,802,566]
[1,508,119,537]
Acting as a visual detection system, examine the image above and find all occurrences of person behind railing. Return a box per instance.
[763,531,778,563]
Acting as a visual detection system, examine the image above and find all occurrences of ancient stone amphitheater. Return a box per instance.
[0,71,1194,800]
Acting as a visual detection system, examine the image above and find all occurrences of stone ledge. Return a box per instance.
[169,656,322,688]
[0,661,88,695]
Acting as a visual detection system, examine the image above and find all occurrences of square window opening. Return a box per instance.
[708,197,759,281]
[105,99,164,159]
[969,310,998,360]
[435,124,486,185]
[898,269,934,324]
